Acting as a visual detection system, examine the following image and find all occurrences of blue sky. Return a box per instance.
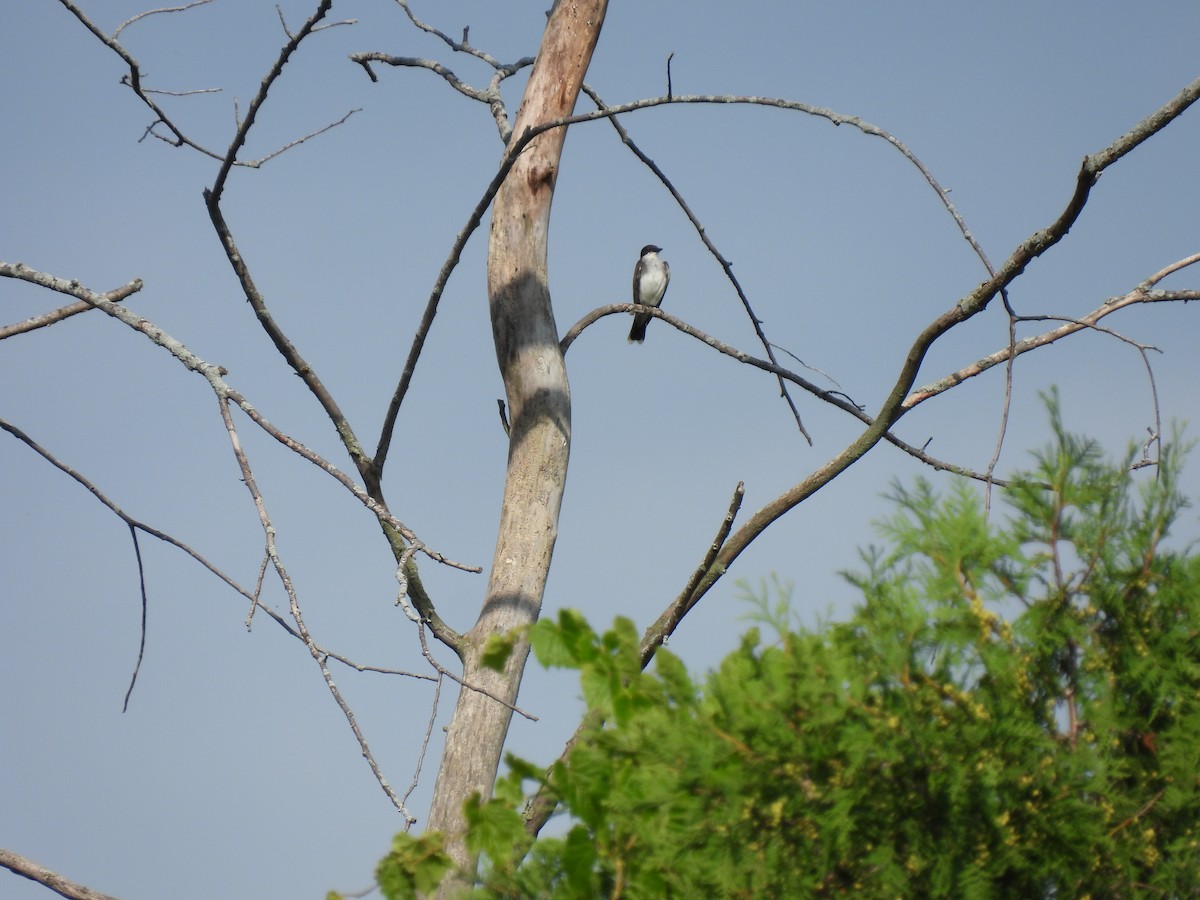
[3,2,1199,897]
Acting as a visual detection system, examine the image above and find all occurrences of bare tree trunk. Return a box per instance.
[424,0,608,889]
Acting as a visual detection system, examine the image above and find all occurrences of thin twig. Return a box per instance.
[984,312,1020,517]
[202,194,371,480]
[113,0,215,41]
[121,525,149,712]
[252,108,362,166]
[415,624,538,721]
[218,395,417,823]
[582,84,812,444]
[0,276,142,340]
[562,302,1032,486]
[351,53,490,103]
[402,671,444,819]
[3,415,440,694]
[369,119,543,482]
[395,0,505,67]
[141,86,222,97]
[382,0,534,141]
[0,415,251,600]
[641,481,745,662]
[905,282,1200,408]
[209,0,335,202]
[0,262,478,592]
[61,0,357,169]
[680,73,1200,623]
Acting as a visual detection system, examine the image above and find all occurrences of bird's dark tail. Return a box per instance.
[628,313,651,343]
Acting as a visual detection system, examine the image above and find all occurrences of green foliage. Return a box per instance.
[371,408,1200,898]
[481,630,519,672]
[375,832,455,900]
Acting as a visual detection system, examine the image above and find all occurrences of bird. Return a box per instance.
[628,244,670,343]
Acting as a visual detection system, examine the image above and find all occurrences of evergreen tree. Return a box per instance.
[366,407,1200,899]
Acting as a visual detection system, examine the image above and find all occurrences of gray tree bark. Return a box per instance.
[423,0,608,890]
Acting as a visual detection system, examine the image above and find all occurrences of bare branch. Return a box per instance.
[582,84,813,444]
[402,671,444,816]
[63,0,358,169]
[217,396,417,824]
[0,415,252,601]
[250,107,362,166]
[564,302,1024,486]
[641,481,745,662]
[0,262,477,590]
[0,276,142,339]
[395,0,505,67]
[527,481,747,838]
[1138,251,1200,287]
[350,53,489,102]
[349,51,531,143]
[0,847,120,900]
[905,282,1199,408]
[60,0,222,158]
[415,624,538,721]
[209,0,334,201]
[4,329,448,810]
[974,255,1199,507]
[121,526,149,712]
[683,74,1200,616]
[1,414,440,688]
[355,2,534,141]
[142,86,221,97]
[201,193,371,480]
[275,2,294,39]
[113,0,214,41]
[370,112,545,482]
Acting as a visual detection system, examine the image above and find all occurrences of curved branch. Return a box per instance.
[1,415,440,683]
[562,303,1022,486]
[61,0,353,168]
[906,280,1200,408]
[370,104,553,483]
[350,53,489,102]
[582,84,812,443]
[0,262,478,652]
[687,74,1200,611]
[357,1,535,142]
[113,0,214,41]
[202,193,371,482]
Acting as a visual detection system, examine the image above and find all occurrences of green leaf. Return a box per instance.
[464,793,528,868]
[481,631,516,672]
[531,609,600,669]
[375,832,454,900]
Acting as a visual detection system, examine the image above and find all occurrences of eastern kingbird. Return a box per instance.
[629,244,670,343]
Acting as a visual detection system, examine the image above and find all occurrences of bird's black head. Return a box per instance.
[640,244,662,256]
